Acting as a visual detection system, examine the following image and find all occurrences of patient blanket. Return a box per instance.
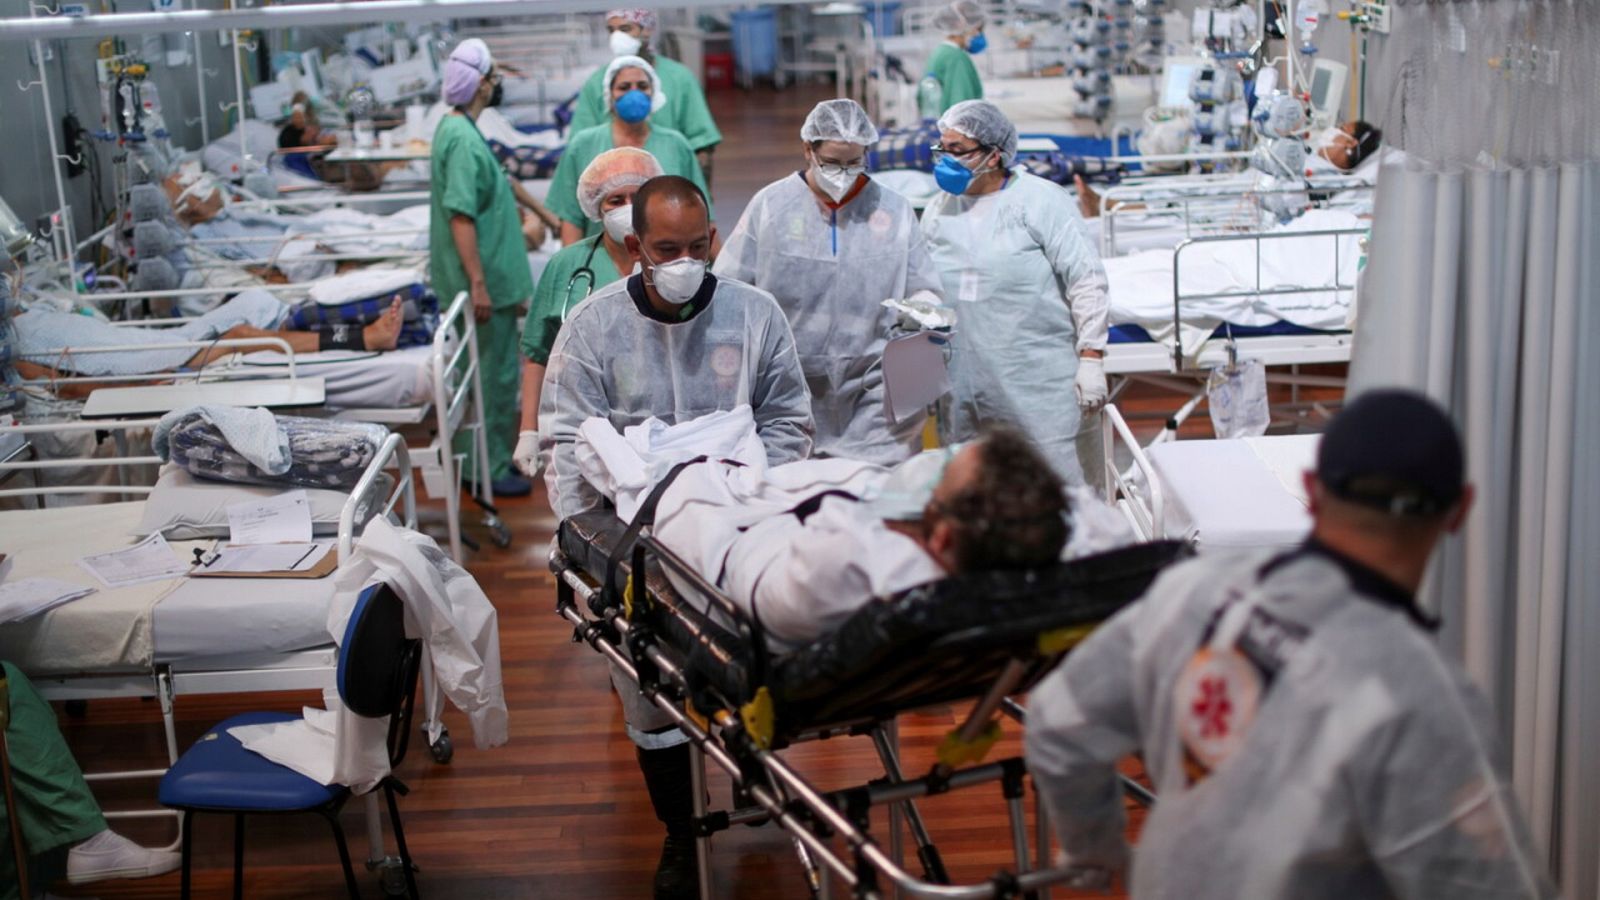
[155,405,388,491]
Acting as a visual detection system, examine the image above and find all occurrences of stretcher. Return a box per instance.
[549,497,1186,898]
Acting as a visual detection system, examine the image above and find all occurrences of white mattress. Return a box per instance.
[1103,208,1363,346]
[234,345,434,409]
[154,572,337,662]
[1143,434,1319,550]
[0,503,191,674]
[0,501,342,674]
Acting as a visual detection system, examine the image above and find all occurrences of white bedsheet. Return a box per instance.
[233,345,434,409]
[0,503,191,674]
[154,573,337,662]
[1142,434,1318,550]
[1103,208,1363,347]
[0,501,347,673]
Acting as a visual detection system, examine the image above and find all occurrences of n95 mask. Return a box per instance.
[610,30,644,57]
[602,204,634,243]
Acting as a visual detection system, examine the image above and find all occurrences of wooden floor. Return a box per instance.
[47,79,1334,899]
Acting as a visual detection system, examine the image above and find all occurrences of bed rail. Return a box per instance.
[1169,225,1365,372]
[13,336,299,388]
[1101,175,1374,257]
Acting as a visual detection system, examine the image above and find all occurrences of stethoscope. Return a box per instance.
[561,237,604,320]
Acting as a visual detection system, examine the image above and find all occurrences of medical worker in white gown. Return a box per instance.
[920,100,1109,486]
[539,175,814,520]
[537,174,812,900]
[714,99,946,464]
[1023,391,1556,899]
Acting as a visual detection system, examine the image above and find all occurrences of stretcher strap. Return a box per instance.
[599,456,712,613]
[936,720,1003,769]
[740,686,776,751]
[1037,623,1100,656]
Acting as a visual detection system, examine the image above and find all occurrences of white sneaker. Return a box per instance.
[65,829,182,885]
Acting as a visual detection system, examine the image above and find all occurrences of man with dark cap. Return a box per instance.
[1022,390,1556,899]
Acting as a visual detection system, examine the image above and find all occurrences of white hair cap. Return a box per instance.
[800,99,880,147]
[938,100,1019,166]
[602,55,669,115]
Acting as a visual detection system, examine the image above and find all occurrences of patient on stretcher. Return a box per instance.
[11,289,401,398]
[651,428,1070,649]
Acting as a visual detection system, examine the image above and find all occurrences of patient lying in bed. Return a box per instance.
[12,288,401,398]
[652,428,1070,650]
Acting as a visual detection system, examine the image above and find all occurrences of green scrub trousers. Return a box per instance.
[429,113,536,483]
[0,663,106,900]
[925,42,984,113]
[521,235,625,367]
[567,55,723,153]
[545,124,712,238]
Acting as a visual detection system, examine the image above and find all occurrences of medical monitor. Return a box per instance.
[1309,59,1348,129]
[300,48,326,100]
[1160,57,1206,110]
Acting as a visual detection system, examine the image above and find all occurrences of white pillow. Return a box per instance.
[134,465,388,540]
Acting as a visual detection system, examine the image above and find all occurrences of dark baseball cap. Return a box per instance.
[1316,389,1465,517]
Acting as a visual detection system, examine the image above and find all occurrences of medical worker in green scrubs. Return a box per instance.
[922,0,987,115]
[566,8,722,183]
[431,38,537,497]
[513,147,663,478]
[0,663,180,896]
[546,54,711,246]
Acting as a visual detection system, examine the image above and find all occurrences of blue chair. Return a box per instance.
[159,583,423,899]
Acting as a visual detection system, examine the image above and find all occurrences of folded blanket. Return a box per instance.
[155,405,388,490]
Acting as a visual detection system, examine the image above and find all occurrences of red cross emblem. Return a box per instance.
[1192,676,1233,739]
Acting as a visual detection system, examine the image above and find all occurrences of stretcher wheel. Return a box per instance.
[379,859,410,896]
[486,516,512,548]
[429,729,454,764]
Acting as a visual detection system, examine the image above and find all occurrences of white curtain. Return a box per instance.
[1348,3,1600,895]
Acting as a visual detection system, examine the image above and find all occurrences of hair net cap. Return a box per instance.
[800,99,880,146]
[444,38,494,106]
[577,147,665,221]
[606,7,657,30]
[938,100,1019,165]
[932,0,985,33]
[603,55,669,116]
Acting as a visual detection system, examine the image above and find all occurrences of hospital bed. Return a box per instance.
[1100,217,1364,441]
[1102,403,1317,550]
[11,279,506,560]
[0,419,429,889]
[549,493,1187,897]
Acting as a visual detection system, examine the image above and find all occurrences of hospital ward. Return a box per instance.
[0,0,1593,896]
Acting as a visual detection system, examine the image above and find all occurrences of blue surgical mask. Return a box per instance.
[614,89,652,124]
[967,32,988,54]
[934,154,977,194]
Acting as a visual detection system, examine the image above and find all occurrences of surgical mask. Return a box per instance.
[810,161,864,202]
[644,251,708,305]
[602,204,634,243]
[610,29,644,57]
[967,32,988,54]
[933,152,989,195]
[614,89,652,124]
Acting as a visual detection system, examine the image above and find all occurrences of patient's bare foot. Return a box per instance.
[362,298,403,351]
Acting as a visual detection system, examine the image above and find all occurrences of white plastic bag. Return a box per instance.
[1206,359,1270,439]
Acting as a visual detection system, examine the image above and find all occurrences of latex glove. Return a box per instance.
[1074,356,1107,411]
[513,430,542,478]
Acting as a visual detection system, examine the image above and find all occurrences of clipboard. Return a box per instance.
[190,541,340,579]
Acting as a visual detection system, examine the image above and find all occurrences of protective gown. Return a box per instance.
[713,173,946,464]
[919,168,1108,485]
[1023,547,1557,900]
[537,273,814,520]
